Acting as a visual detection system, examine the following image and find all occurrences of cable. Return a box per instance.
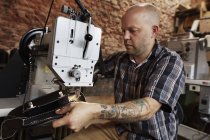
[43,0,55,28]
[39,0,55,46]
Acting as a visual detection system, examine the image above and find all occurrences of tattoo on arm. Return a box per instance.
[99,99,151,121]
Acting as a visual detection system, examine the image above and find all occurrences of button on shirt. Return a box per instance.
[103,42,185,140]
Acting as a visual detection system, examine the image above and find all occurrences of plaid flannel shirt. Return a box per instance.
[103,42,185,140]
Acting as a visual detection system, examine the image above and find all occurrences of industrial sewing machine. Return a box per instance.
[0,0,102,139]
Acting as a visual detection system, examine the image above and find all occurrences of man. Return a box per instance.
[53,3,185,140]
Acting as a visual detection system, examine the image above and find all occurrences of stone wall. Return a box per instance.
[0,0,180,56]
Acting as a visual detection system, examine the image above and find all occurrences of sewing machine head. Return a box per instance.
[48,16,102,87]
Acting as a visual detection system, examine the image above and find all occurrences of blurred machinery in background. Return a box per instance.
[167,38,209,80]
[167,36,210,116]
[167,19,210,111]
[166,20,210,139]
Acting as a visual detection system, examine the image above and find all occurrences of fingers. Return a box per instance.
[52,114,69,128]
[56,102,76,114]
[53,102,76,128]
[52,114,83,132]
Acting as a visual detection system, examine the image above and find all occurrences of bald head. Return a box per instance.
[121,3,160,61]
[123,3,160,27]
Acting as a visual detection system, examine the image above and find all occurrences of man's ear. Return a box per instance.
[152,25,159,38]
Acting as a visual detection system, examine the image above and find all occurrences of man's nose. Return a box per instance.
[123,30,130,40]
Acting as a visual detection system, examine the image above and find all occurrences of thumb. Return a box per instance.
[56,102,76,114]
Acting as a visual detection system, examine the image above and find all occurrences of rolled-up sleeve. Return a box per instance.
[144,54,185,110]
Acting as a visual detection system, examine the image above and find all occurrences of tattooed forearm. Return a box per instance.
[134,99,149,112]
[99,99,151,122]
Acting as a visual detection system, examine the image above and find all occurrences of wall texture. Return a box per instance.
[0,0,180,56]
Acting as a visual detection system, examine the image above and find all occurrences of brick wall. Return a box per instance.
[0,0,180,55]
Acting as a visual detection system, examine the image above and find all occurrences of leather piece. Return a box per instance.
[1,90,70,140]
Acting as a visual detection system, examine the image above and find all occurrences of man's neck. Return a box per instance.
[133,42,155,64]
[133,52,150,64]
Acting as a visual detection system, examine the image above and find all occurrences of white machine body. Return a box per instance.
[48,16,102,87]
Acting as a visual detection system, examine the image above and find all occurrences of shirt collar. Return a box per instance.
[129,52,151,68]
[149,40,162,59]
[129,40,161,68]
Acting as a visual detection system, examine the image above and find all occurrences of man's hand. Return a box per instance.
[52,102,100,132]
[52,97,161,131]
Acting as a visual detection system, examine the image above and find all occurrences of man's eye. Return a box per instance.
[121,28,139,34]
[129,29,136,33]
[128,29,139,33]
